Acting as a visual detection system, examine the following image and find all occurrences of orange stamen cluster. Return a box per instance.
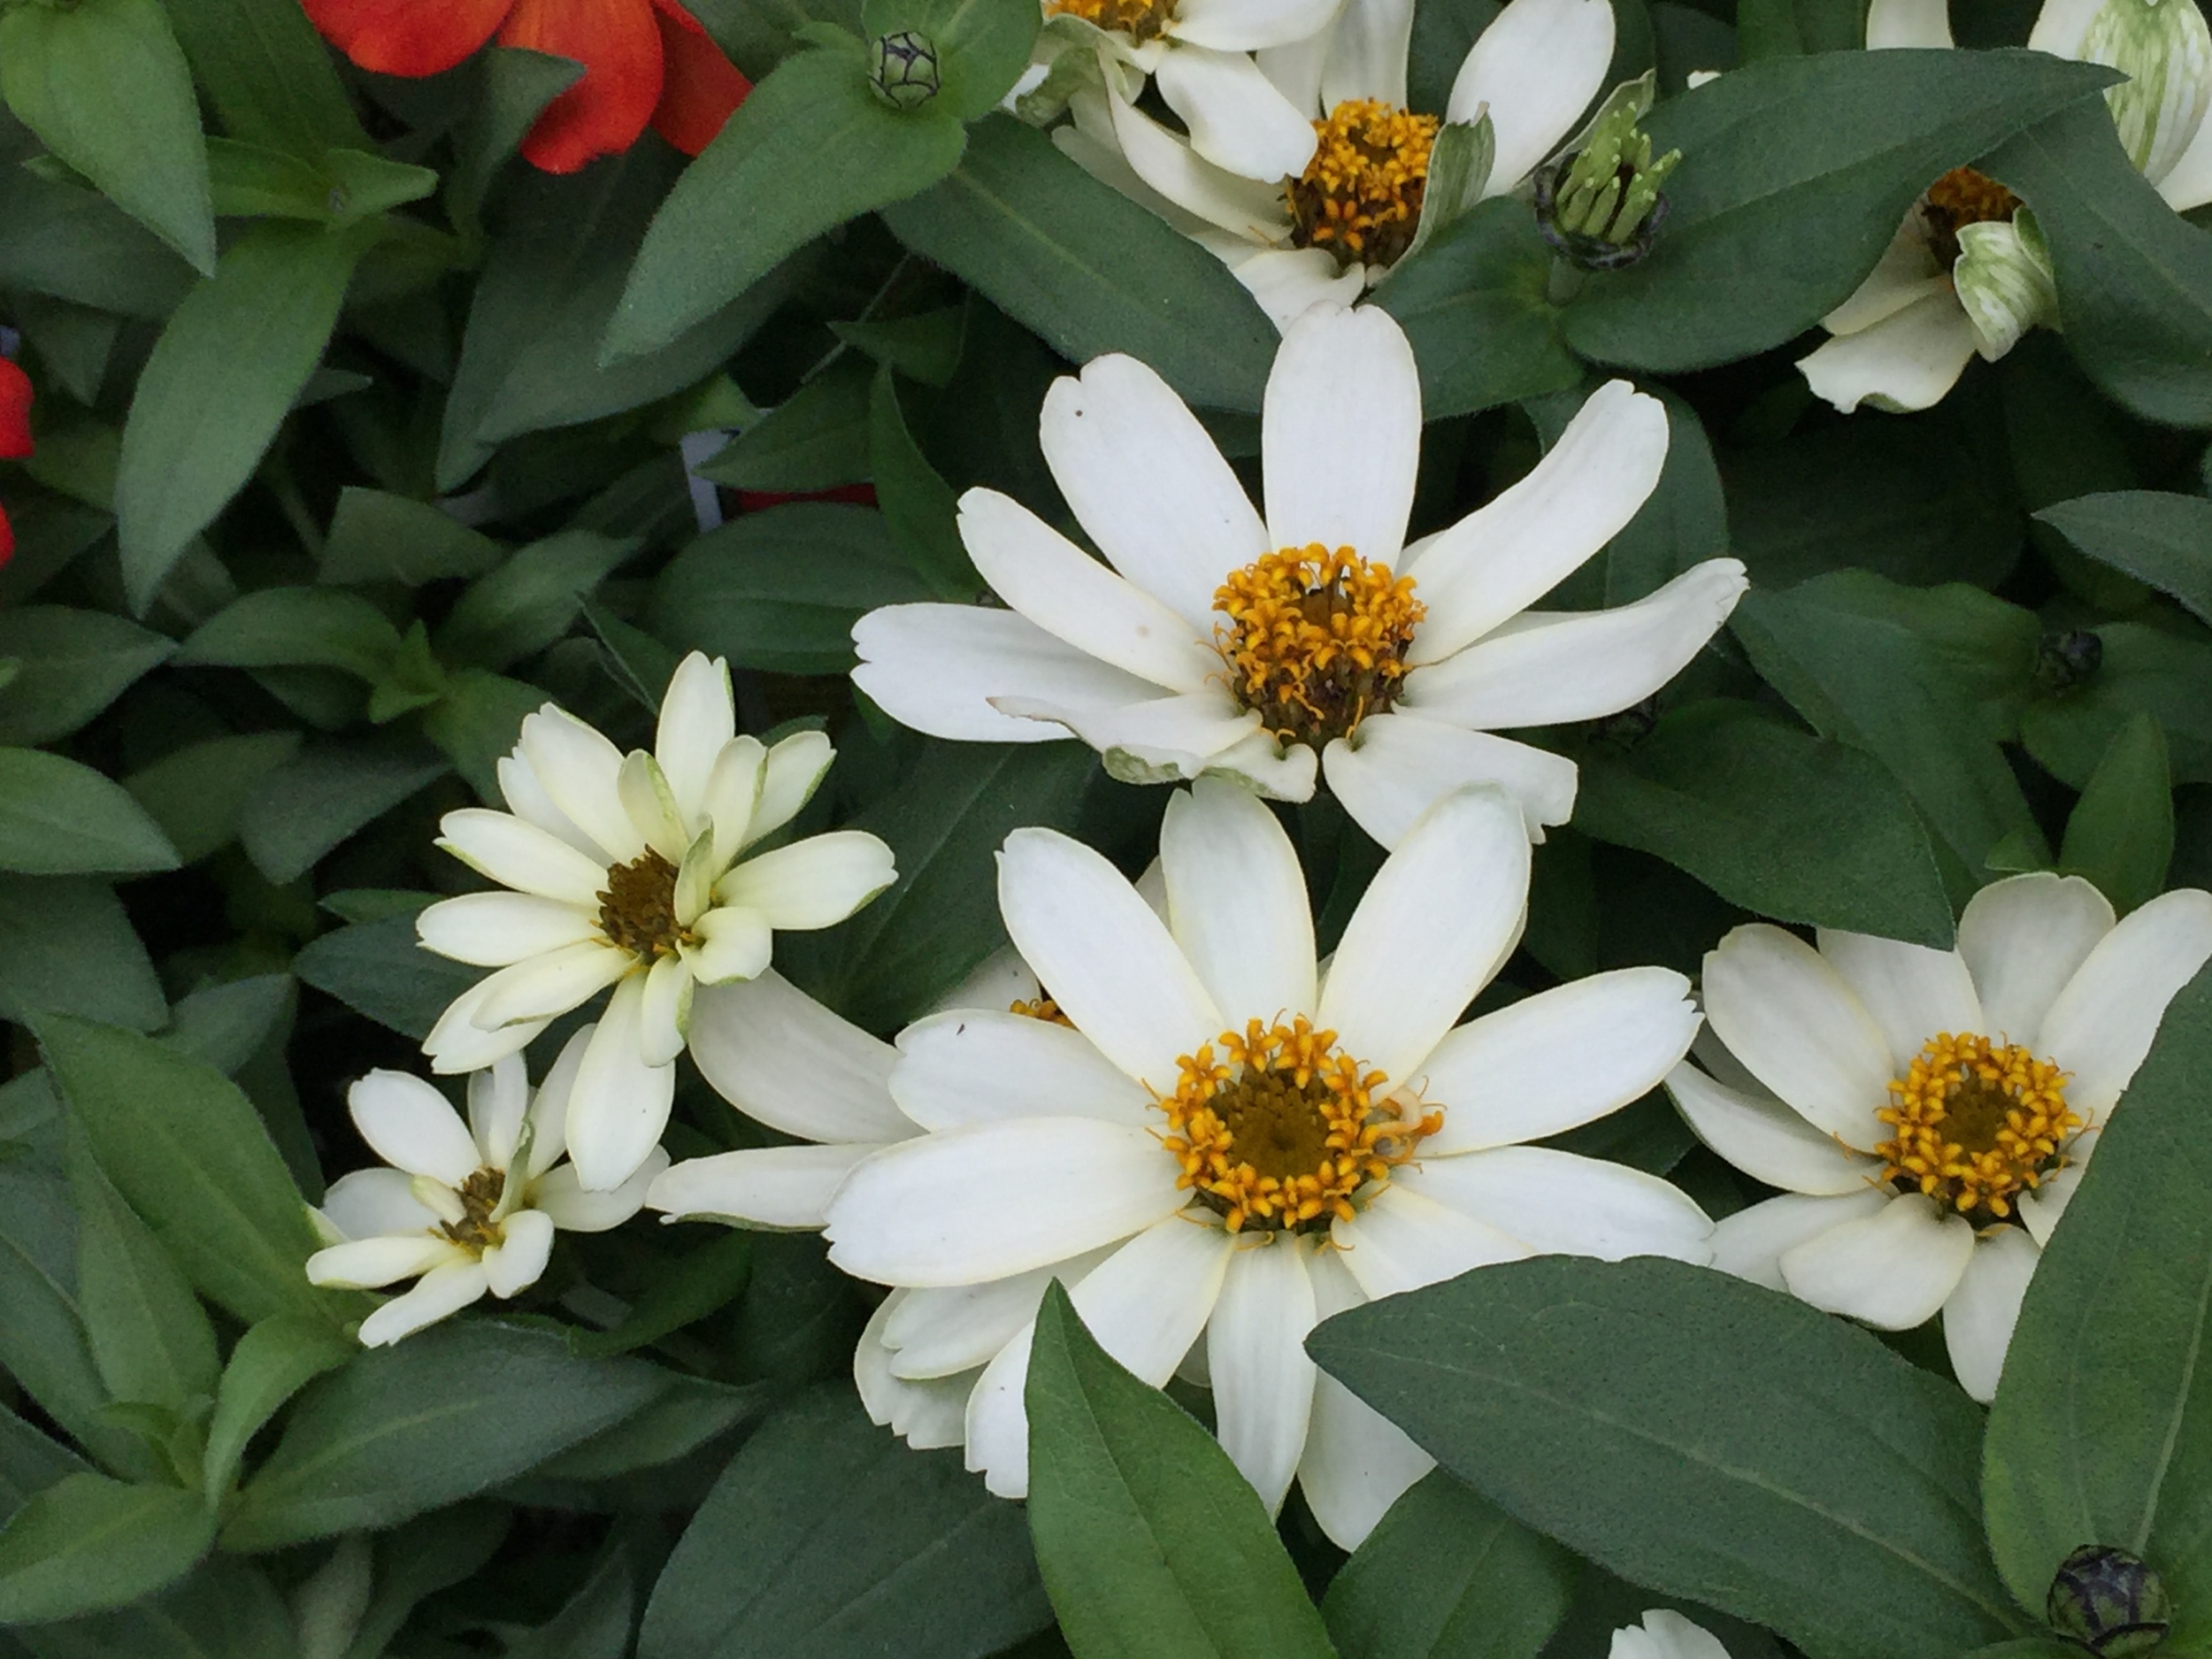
[1047,0,1174,42]
[1215,544,1424,746]
[1287,99,1440,269]
[1874,1032,2078,1221]
[1009,995,1073,1027]
[1921,166,2023,267]
[1160,1017,1441,1233]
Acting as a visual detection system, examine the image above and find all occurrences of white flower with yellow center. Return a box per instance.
[1053,0,1617,327]
[819,780,1712,1547]
[414,651,896,1192]
[305,1034,666,1348]
[1612,1612,1732,1659]
[1668,872,2212,1402]
[852,303,1746,851]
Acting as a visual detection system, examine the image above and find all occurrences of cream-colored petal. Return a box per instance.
[1701,923,1894,1152]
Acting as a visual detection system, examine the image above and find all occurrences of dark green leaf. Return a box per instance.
[0,146,196,320]
[2057,711,2173,914]
[527,1374,772,1484]
[0,1474,215,1624]
[568,1231,754,1358]
[162,0,365,157]
[120,733,302,867]
[292,912,483,1041]
[2036,491,2212,627]
[0,749,181,877]
[2021,622,2212,788]
[448,48,586,234]
[0,878,165,1033]
[436,529,639,672]
[0,1406,88,1521]
[319,487,507,587]
[339,1505,511,1659]
[235,736,449,887]
[419,669,547,802]
[701,358,872,491]
[175,588,403,680]
[200,1316,357,1502]
[505,1553,633,1659]
[870,362,981,598]
[862,0,1041,118]
[0,608,173,748]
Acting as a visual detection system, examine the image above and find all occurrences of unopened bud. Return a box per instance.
[2047,1545,2170,1658]
[1535,98,1680,271]
[869,30,942,111]
[2077,0,2212,182]
[2038,628,2104,692]
[1954,209,2058,361]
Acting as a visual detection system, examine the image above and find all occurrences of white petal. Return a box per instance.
[929,947,1041,1014]
[1956,872,2114,1051]
[1102,82,1302,238]
[699,736,767,866]
[306,1233,460,1290]
[357,1260,489,1347]
[2154,108,2212,211]
[1822,217,1947,334]
[466,1051,530,1169]
[1263,303,1422,564]
[434,810,609,908]
[533,1145,665,1231]
[686,907,772,985]
[885,1256,1107,1379]
[891,1010,1152,1131]
[415,893,599,969]
[617,749,689,864]
[1709,1188,1891,1290]
[637,954,691,1068]
[496,750,599,857]
[1296,1249,1432,1548]
[1160,779,1317,1024]
[517,706,645,865]
[1174,0,1345,50]
[319,1167,437,1240]
[2038,887,2212,1121]
[1209,1239,1318,1514]
[959,490,1217,691]
[421,976,547,1075]
[1665,1061,1884,1194]
[562,975,676,1192]
[1943,1225,2040,1402]
[1204,724,1324,800]
[1402,559,1747,730]
[1229,247,1370,332]
[1403,1147,1714,1263]
[1156,44,1319,180]
[482,1208,554,1297]
[2017,1140,2092,1244]
[2027,0,2101,58]
[1405,382,1671,664]
[1255,28,1328,112]
[1611,1609,1735,1659]
[1331,1184,1529,1300]
[747,729,836,848]
[687,969,909,1143]
[1778,1192,1976,1329]
[1417,968,1701,1154]
[1867,0,1954,45]
[824,1118,1186,1287]
[644,1144,867,1230]
[964,1320,1038,1497]
[349,1070,481,1185]
[655,653,735,830]
[856,1294,977,1451]
[1318,787,1529,1086]
[521,1025,592,1179]
[468,941,634,1031]
[1320,0,1415,106]
[1816,929,1984,1076]
[718,832,896,930]
[1447,0,1615,191]
[1798,291,1981,415]
[999,687,1263,784]
[1322,714,1579,849]
[1701,923,1895,1152]
[998,827,1224,1093]
[851,603,1164,743]
[1069,1215,1234,1384]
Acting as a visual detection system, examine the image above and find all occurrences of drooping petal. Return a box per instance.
[1665,1062,1884,1195]
[1417,967,1701,1154]
[319,1168,439,1240]
[891,1010,1153,1132]
[1777,1192,1976,1329]
[1330,1185,1529,1301]
[434,810,610,908]
[515,706,644,865]
[416,892,600,968]
[1942,1225,2040,1403]
[995,687,1263,781]
[1209,1239,1318,1515]
[2037,887,2212,1122]
[1318,787,1529,1086]
[357,1260,491,1347]
[299,0,511,75]
[685,907,772,985]
[521,1025,593,1179]
[1174,0,1346,50]
[1821,216,1948,334]
[1798,291,1981,415]
[1815,929,1984,1075]
[1701,923,1895,1153]
[307,1233,462,1290]
[482,1208,555,1297]
[1296,1249,1432,1548]
[422,977,548,1075]
[1099,81,1302,239]
[1866,0,1955,46]
[1955,872,2114,1051]
[1709,1188,1890,1290]
[885,1255,1110,1379]
[1402,1146,1714,1263]
[499,0,664,174]
[1156,43,1319,180]
[648,0,750,156]
[1263,303,1422,564]
[562,974,677,1191]
[533,1145,666,1231]
[1321,714,1579,849]
[2154,106,2212,211]
[1446,0,1614,191]
[964,1321,1038,1497]
[1612,1610,1735,1659]
[717,832,896,930]
[349,1070,481,1186]
[652,651,734,832]
[468,940,634,1031]
[644,1143,866,1229]
[1225,246,1371,331]
[687,969,909,1143]
[2026,0,2103,58]
[466,1052,531,1170]
[851,603,1164,743]
[1159,779,1317,1025]
[1205,725,1324,801]
[637,953,691,1068]
[858,1294,977,1450]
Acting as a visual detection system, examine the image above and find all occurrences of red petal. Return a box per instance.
[299,0,511,76]
[0,502,13,570]
[0,357,32,461]
[500,0,664,173]
[648,0,750,156]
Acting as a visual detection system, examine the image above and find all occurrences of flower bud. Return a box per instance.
[2077,0,2212,182]
[2038,628,2104,692]
[2047,1545,2171,1658]
[1534,97,1681,271]
[869,30,942,111]
[1953,209,2058,362]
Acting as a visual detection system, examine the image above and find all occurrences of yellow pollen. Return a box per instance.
[1159,1016,1441,1234]
[1010,995,1074,1027]
[1214,544,1424,747]
[1921,165,2023,268]
[595,849,692,959]
[1287,99,1440,270]
[441,1168,507,1254]
[1046,0,1174,42]
[1874,1032,2078,1221]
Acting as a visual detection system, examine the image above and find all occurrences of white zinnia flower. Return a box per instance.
[821,780,1712,1547]
[1668,872,2212,1402]
[1612,1611,1732,1659]
[414,651,896,1192]
[1056,0,1617,326]
[305,1034,665,1348]
[852,303,1746,851]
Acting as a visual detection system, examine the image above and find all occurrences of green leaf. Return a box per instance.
[650,503,933,675]
[419,669,546,802]
[1,1406,89,1523]
[1377,196,1580,419]
[2057,711,2173,914]
[863,0,1041,118]
[2036,491,2212,627]
[1983,964,2212,1648]
[881,115,1279,414]
[568,1232,754,1359]
[527,1374,772,1485]
[318,487,506,587]
[833,304,967,385]
[175,588,404,680]
[120,733,303,867]
[505,1552,633,1659]
[1025,1280,1337,1659]
[200,1316,356,1502]
[701,358,873,491]
[0,0,217,275]
[636,1386,1049,1659]
[449,48,586,235]
[116,221,370,611]
[1322,1471,1575,1659]
[869,362,981,599]
[0,1474,216,1624]
[0,607,173,748]
[435,529,640,672]
[0,748,181,877]
[0,877,166,1033]
[339,1505,511,1659]
[1737,0,1864,58]
[608,47,967,360]
[34,1014,333,1328]
[1307,1257,2026,1659]
[1601,387,1728,605]
[2021,622,2212,788]
[292,913,484,1041]
[1560,49,2114,371]
[162,0,366,158]
[236,737,450,887]
[0,149,196,321]
[1576,700,1956,948]
[223,1322,670,1551]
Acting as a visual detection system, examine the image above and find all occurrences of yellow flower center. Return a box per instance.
[1921,165,2022,268]
[1160,1017,1441,1233]
[1874,1032,2079,1221]
[1287,99,1440,270]
[1010,995,1074,1026]
[440,1168,508,1254]
[596,849,692,958]
[1047,0,1175,42]
[1214,544,1425,747]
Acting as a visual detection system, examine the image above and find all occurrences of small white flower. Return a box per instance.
[1669,872,2212,1402]
[853,303,1745,850]
[820,780,1713,1547]
[414,651,896,1191]
[305,1036,666,1348]
[1611,1610,1732,1659]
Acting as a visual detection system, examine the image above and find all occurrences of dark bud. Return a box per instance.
[2037,628,2104,693]
[869,30,941,111]
[1595,696,1660,750]
[2048,1545,2170,1658]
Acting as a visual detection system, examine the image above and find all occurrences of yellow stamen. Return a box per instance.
[1874,1032,2078,1221]
[1921,165,2022,267]
[1159,1016,1441,1233]
[1214,544,1424,747]
[1046,0,1174,42]
[441,1168,507,1253]
[1288,99,1440,270]
[1010,995,1074,1027]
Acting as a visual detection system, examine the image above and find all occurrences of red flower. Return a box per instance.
[301,0,750,173]
[0,356,32,571]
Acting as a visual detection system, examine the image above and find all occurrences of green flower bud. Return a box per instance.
[869,30,941,111]
[2048,1546,2171,1657]
[2077,0,2212,181]
[1953,208,2058,362]
[1534,97,1681,271]
[2038,629,2105,692]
